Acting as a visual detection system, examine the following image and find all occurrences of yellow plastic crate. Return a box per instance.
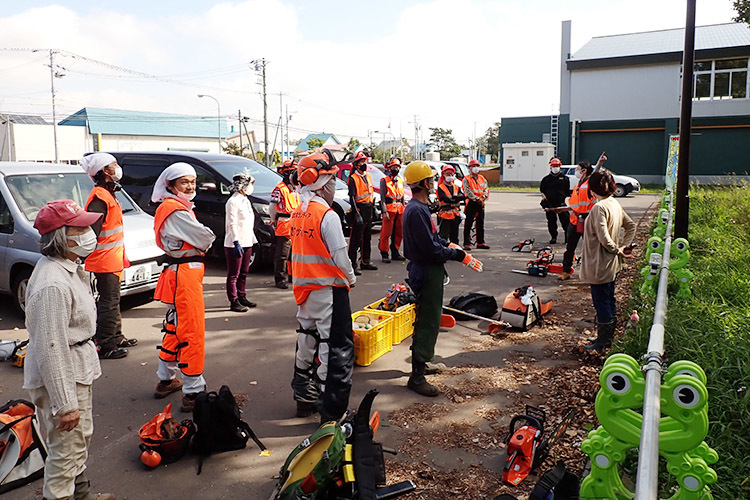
[352,311,393,366]
[365,299,416,345]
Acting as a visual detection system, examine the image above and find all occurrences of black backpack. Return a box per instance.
[192,385,267,474]
[447,292,498,321]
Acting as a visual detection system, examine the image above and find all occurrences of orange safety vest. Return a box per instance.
[464,174,488,200]
[152,198,206,376]
[352,171,373,204]
[273,181,300,237]
[383,176,405,214]
[567,178,595,225]
[84,187,129,273]
[289,200,349,305]
[438,181,461,219]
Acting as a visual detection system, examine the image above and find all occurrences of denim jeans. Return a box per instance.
[590,281,617,323]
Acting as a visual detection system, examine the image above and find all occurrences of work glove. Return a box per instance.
[462,253,483,272]
[233,241,243,258]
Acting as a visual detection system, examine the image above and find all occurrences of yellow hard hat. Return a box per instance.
[403,161,433,185]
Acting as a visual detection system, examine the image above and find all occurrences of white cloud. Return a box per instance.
[0,0,739,146]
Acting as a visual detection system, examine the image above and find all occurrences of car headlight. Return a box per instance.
[252,202,270,218]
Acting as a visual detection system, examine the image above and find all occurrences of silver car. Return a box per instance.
[0,163,164,315]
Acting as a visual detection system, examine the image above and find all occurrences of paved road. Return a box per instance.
[0,192,658,500]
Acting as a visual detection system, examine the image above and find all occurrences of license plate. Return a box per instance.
[125,265,151,285]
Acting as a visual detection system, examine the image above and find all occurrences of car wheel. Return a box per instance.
[247,243,261,273]
[614,184,626,197]
[11,267,33,317]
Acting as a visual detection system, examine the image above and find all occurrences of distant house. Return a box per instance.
[294,133,341,153]
[225,130,258,155]
[60,107,232,155]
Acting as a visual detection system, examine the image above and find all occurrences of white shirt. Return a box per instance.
[224,192,257,248]
[311,194,356,285]
[23,256,102,416]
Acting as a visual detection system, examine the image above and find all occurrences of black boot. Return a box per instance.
[391,249,405,261]
[292,367,320,417]
[230,300,248,312]
[407,360,440,397]
[381,251,391,263]
[582,320,616,352]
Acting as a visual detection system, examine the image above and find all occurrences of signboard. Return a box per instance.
[666,135,679,189]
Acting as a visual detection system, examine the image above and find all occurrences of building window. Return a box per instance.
[506,159,515,165]
[536,150,544,156]
[693,58,749,100]
[521,151,529,156]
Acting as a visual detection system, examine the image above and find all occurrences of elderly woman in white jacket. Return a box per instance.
[225,172,258,312]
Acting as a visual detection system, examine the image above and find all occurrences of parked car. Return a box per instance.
[0,163,163,315]
[560,166,640,197]
[442,160,469,180]
[107,151,351,270]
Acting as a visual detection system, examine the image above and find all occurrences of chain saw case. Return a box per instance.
[500,287,553,330]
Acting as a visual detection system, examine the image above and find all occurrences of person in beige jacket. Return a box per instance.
[579,169,636,352]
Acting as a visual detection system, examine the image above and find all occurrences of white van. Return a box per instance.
[0,163,164,315]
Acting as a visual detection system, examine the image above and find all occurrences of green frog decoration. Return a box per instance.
[580,354,717,499]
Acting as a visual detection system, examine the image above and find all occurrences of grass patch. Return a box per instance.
[615,185,750,499]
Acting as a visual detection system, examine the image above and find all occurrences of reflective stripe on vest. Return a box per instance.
[274,181,300,237]
[464,175,487,198]
[153,198,204,259]
[290,200,349,305]
[352,172,373,204]
[568,180,594,225]
[84,186,128,273]
[384,176,405,213]
[438,182,461,219]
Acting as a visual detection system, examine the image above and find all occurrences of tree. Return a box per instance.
[223,142,252,159]
[476,122,501,163]
[272,149,281,165]
[347,138,361,150]
[305,136,325,149]
[734,1,750,24]
[428,127,462,160]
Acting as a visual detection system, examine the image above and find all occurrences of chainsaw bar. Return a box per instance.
[532,408,576,469]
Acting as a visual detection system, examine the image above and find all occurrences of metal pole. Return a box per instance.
[286,105,290,162]
[634,192,673,500]
[197,94,221,153]
[674,0,696,239]
[49,50,59,162]
[262,59,269,167]
[238,109,242,151]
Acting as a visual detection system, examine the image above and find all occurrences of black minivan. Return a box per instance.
[102,151,349,272]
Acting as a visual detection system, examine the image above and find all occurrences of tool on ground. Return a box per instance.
[511,239,535,253]
[270,390,416,500]
[491,461,580,500]
[138,402,195,468]
[440,314,456,328]
[502,406,575,486]
[442,305,510,334]
[500,286,553,330]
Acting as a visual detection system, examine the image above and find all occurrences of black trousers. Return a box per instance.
[438,217,460,244]
[545,208,570,240]
[463,200,485,246]
[274,235,292,284]
[562,222,583,273]
[348,203,373,267]
[94,272,122,351]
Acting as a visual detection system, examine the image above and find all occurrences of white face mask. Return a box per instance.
[444,175,455,183]
[574,169,583,179]
[68,229,97,258]
[176,190,196,202]
[242,183,255,196]
[550,167,560,174]
[471,167,479,174]
[111,166,123,182]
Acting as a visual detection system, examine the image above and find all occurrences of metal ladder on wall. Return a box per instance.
[550,114,558,155]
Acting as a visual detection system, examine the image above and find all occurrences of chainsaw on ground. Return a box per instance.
[502,405,575,486]
[510,247,567,277]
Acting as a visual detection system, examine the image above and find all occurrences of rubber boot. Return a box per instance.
[407,360,440,397]
[291,367,319,417]
[582,320,616,352]
[424,361,447,375]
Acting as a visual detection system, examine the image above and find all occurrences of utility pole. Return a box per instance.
[251,59,268,166]
[674,0,696,240]
[238,110,243,151]
[285,105,291,162]
[49,50,59,162]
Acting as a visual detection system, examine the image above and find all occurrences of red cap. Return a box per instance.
[33,199,102,235]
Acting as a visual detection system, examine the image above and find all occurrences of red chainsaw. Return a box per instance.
[501,406,575,486]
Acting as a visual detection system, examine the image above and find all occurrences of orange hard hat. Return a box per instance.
[297,153,339,185]
[279,159,296,173]
[441,164,456,175]
[386,157,402,168]
[353,152,368,164]
[468,159,480,167]
[549,158,562,167]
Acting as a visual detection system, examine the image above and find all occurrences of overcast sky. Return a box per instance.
[0,0,738,147]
